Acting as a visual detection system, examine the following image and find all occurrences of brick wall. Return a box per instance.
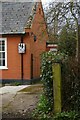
[1,2,48,81]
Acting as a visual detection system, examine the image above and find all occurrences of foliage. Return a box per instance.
[32,49,80,119]
[11,82,21,86]
[41,51,67,110]
[45,1,80,59]
[32,51,67,119]
[45,1,80,36]
[53,111,79,120]
[61,57,80,112]
[58,25,76,56]
[32,94,53,120]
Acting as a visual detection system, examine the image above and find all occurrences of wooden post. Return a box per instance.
[52,63,61,113]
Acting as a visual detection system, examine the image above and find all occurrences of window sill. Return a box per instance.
[0,67,8,70]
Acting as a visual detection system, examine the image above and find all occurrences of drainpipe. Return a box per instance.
[21,36,23,83]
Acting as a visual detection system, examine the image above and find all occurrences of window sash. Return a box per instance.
[0,38,7,69]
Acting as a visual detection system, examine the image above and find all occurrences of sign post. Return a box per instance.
[18,42,26,82]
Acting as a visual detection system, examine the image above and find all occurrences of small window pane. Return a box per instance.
[3,60,5,66]
[2,52,5,58]
[0,60,1,66]
[2,45,5,51]
[0,41,2,46]
[0,46,2,51]
[0,59,3,66]
[0,53,1,58]
[2,41,5,45]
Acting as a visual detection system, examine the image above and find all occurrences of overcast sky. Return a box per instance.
[42,0,80,3]
[0,0,79,2]
[42,0,52,4]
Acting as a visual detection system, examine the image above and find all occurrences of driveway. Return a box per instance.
[0,84,43,120]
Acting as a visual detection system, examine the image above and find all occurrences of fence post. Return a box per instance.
[52,63,61,113]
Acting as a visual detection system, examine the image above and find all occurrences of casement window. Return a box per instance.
[0,38,7,69]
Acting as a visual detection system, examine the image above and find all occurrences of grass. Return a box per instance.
[18,84,43,94]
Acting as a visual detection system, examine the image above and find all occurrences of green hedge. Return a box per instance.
[32,51,67,119]
[41,52,67,111]
[33,51,80,119]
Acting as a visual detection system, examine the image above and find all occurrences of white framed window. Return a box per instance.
[0,38,7,69]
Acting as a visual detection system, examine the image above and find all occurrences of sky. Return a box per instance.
[42,0,52,4]
[42,0,80,3]
[0,0,79,2]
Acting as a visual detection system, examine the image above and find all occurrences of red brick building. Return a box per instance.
[0,2,48,84]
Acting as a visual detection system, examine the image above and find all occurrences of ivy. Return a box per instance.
[33,51,80,119]
[40,51,67,113]
[32,51,67,119]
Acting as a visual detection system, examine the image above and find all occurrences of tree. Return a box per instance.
[44,1,80,57]
[44,1,80,112]
[58,25,76,56]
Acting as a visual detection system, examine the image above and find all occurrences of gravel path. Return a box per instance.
[1,84,43,120]
[2,93,40,119]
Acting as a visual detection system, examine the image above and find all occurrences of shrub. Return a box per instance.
[53,111,79,120]
[32,51,67,119]
[61,57,80,112]
[32,51,80,119]
[58,25,76,57]
[32,94,53,119]
[41,51,67,111]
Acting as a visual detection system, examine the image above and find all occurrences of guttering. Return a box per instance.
[0,32,26,36]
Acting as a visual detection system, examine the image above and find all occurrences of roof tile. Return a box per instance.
[0,2,37,34]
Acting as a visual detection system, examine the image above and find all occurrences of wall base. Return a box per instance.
[0,78,41,85]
